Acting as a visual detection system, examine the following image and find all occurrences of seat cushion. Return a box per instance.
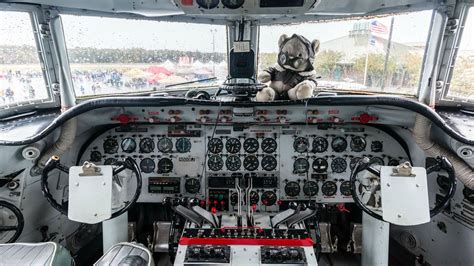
[94,242,154,266]
[0,242,73,266]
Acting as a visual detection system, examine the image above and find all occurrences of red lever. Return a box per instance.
[336,203,350,213]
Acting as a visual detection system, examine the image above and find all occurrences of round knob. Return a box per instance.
[289,249,300,259]
[288,202,298,210]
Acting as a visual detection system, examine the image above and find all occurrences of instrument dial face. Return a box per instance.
[230,192,239,205]
[222,0,244,9]
[261,155,277,171]
[350,157,362,170]
[139,137,155,153]
[312,137,328,153]
[104,158,118,165]
[372,156,385,166]
[331,157,347,173]
[103,138,118,154]
[243,138,259,153]
[140,158,155,173]
[285,181,301,197]
[208,155,224,171]
[312,157,328,173]
[371,141,383,152]
[157,137,173,153]
[293,137,309,153]
[196,0,219,9]
[157,158,173,173]
[225,155,241,171]
[121,137,136,153]
[184,178,200,194]
[176,138,192,153]
[388,158,400,166]
[208,138,223,154]
[261,138,277,153]
[243,155,259,171]
[249,191,259,205]
[340,181,352,196]
[293,158,309,174]
[321,181,338,196]
[90,151,102,162]
[350,136,366,152]
[303,181,319,196]
[225,138,241,153]
[331,136,347,152]
[261,191,277,206]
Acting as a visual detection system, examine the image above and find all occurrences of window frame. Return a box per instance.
[0,3,59,117]
[437,3,474,107]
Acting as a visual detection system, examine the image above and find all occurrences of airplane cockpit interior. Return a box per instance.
[0,0,473,265]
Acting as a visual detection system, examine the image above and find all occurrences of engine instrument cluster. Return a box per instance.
[79,123,409,210]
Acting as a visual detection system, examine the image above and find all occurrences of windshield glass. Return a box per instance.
[259,11,432,95]
[61,15,228,97]
[447,6,474,101]
[0,11,50,107]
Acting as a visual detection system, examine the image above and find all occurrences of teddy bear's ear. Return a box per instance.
[311,39,321,54]
[278,34,289,47]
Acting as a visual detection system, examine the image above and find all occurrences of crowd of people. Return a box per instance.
[0,70,44,105]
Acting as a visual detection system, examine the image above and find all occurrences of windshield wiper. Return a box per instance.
[164,77,218,89]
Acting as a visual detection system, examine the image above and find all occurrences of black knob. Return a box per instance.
[288,202,298,210]
[189,198,200,206]
[289,248,300,259]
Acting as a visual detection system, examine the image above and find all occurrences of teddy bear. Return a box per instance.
[256,34,320,102]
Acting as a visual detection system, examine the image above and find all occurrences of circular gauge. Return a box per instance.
[185,178,201,194]
[208,138,223,154]
[90,151,102,162]
[261,191,277,206]
[103,138,118,154]
[350,136,366,152]
[350,157,362,170]
[331,136,347,152]
[331,157,347,173]
[261,156,277,171]
[243,138,259,153]
[303,181,319,196]
[139,138,154,153]
[371,156,385,166]
[463,187,474,204]
[285,181,301,197]
[222,0,244,9]
[157,158,173,173]
[321,181,337,196]
[121,137,136,153]
[340,181,352,196]
[261,138,277,153]
[225,155,241,171]
[157,138,173,153]
[249,191,259,205]
[371,141,383,152]
[226,138,241,154]
[104,158,118,165]
[388,158,400,166]
[208,155,224,171]
[140,158,155,173]
[230,192,239,205]
[176,138,192,153]
[196,0,219,9]
[312,157,328,173]
[293,137,309,153]
[293,158,309,174]
[312,137,328,153]
[243,155,259,171]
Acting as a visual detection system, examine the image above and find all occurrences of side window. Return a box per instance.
[0,11,50,107]
[447,6,474,100]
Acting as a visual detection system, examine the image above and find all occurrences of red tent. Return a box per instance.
[147,66,173,76]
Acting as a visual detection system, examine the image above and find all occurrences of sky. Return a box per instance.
[0,9,473,54]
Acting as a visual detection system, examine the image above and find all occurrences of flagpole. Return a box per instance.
[381,17,395,91]
[363,51,369,86]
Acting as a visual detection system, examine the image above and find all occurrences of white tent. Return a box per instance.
[159,60,176,70]
[192,60,205,68]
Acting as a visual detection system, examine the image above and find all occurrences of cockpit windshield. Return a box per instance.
[61,15,228,97]
[259,10,432,95]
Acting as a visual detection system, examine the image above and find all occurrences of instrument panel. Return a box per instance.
[79,123,409,211]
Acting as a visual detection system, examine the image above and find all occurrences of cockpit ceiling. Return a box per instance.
[4,0,443,24]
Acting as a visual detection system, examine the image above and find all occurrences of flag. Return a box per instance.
[369,20,388,35]
[369,35,384,51]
